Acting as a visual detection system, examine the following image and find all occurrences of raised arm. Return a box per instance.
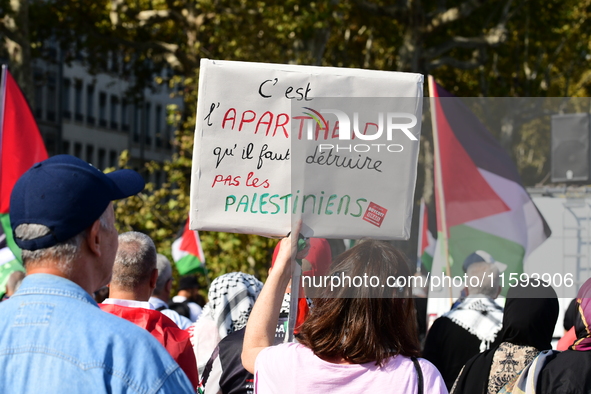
[241,223,302,374]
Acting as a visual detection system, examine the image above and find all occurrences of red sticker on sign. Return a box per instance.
[363,202,388,227]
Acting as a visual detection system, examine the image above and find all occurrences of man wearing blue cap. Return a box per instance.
[0,155,194,393]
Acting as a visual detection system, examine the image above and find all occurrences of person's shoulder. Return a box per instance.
[219,327,246,345]
[432,314,473,333]
[91,305,175,351]
[384,355,436,370]
[256,343,304,378]
[258,342,303,362]
[414,357,448,393]
[92,310,189,384]
[427,315,454,333]
[160,308,192,329]
[415,357,443,373]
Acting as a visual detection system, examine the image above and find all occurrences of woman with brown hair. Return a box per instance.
[242,230,447,393]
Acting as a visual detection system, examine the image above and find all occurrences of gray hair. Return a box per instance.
[466,262,501,298]
[17,209,111,276]
[5,270,25,295]
[154,253,173,296]
[111,231,156,291]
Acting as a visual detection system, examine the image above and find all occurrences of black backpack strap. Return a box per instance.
[155,305,167,311]
[411,357,424,394]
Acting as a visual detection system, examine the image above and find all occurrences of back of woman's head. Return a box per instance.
[499,280,558,350]
[298,239,420,365]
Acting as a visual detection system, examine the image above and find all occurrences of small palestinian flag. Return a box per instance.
[172,219,206,275]
[0,224,23,296]
[428,76,550,284]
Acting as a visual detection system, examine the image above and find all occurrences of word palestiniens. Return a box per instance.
[224,191,368,216]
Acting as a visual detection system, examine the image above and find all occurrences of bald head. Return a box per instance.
[111,232,157,292]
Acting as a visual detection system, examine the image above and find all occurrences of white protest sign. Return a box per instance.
[190,59,423,239]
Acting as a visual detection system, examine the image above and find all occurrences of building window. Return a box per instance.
[109,51,119,73]
[121,99,129,132]
[165,122,172,149]
[44,132,57,156]
[46,47,57,62]
[155,170,162,188]
[155,104,162,148]
[109,150,118,168]
[98,148,106,170]
[74,80,83,121]
[74,142,82,159]
[46,74,57,122]
[86,144,94,164]
[34,71,43,119]
[99,92,107,128]
[145,102,151,146]
[110,95,119,130]
[62,140,70,155]
[86,85,95,125]
[133,104,141,143]
[62,79,71,119]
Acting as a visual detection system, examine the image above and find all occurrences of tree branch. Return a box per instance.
[136,9,186,27]
[428,53,482,71]
[425,0,489,32]
[423,25,507,59]
[352,0,407,18]
[110,1,188,29]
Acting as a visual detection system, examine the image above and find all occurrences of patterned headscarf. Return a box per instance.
[571,277,591,351]
[200,272,263,339]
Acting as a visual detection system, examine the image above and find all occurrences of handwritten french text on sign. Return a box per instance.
[190,59,423,239]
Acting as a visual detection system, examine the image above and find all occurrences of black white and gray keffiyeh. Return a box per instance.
[200,272,263,339]
[278,293,313,316]
[444,296,503,352]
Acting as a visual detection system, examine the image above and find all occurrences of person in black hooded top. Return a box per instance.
[451,280,558,394]
[536,276,591,394]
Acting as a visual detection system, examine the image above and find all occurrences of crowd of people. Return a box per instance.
[0,154,589,394]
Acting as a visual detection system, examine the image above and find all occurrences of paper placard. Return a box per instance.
[190,59,423,239]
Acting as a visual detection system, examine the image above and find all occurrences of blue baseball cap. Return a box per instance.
[10,155,145,251]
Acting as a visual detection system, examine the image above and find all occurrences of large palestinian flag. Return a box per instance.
[428,76,550,281]
[171,219,206,275]
[0,66,48,294]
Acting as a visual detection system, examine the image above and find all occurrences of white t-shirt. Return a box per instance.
[255,343,448,394]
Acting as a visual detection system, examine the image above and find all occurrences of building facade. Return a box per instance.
[29,46,182,186]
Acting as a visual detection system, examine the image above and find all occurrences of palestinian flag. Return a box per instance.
[0,224,23,296]
[172,219,205,275]
[428,76,550,284]
[417,199,436,272]
[0,66,48,292]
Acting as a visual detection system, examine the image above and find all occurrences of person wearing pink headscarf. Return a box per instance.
[536,277,591,393]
